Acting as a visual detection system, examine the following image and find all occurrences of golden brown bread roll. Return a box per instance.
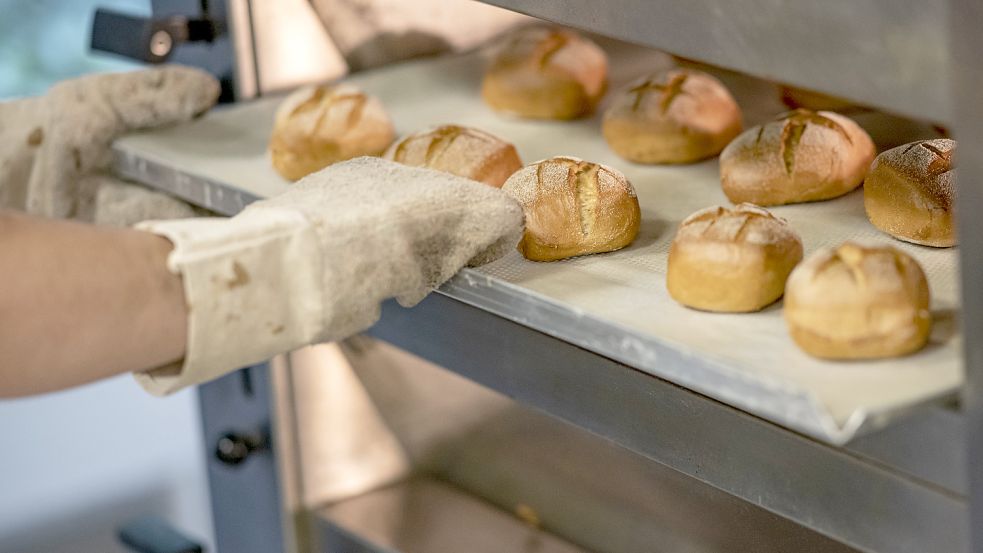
[720,109,875,206]
[502,156,640,261]
[603,68,742,164]
[784,242,931,359]
[864,139,956,247]
[269,83,394,181]
[384,124,522,187]
[482,26,608,120]
[667,204,803,312]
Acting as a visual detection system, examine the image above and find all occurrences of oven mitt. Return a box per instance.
[0,65,219,220]
[89,175,206,227]
[134,157,524,395]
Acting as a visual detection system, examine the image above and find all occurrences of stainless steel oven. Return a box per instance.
[97,1,983,552]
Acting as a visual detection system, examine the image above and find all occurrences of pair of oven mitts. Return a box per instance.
[0,66,524,394]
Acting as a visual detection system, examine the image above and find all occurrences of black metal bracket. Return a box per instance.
[91,8,223,63]
[198,365,286,553]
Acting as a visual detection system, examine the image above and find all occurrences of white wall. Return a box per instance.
[0,376,215,553]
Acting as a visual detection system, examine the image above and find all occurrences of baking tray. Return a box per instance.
[112,40,962,445]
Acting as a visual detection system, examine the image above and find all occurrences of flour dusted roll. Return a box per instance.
[269,84,394,181]
[502,156,640,261]
[603,68,742,164]
[864,139,956,247]
[482,26,608,120]
[384,125,522,187]
[720,109,875,206]
[784,243,932,359]
[667,204,803,312]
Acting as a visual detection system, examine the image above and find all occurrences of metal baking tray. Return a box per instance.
[316,477,588,553]
[112,39,962,445]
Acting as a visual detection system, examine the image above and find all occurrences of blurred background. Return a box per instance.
[0,3,214,552]
[0,0,144,98]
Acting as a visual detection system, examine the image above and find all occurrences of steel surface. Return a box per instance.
[476,0,950,122]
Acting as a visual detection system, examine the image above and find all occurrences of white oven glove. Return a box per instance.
[134,157,524,395]
[0,65,219,221]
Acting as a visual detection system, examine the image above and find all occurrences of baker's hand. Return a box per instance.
[0,65,219,220]
[134,157,524,394]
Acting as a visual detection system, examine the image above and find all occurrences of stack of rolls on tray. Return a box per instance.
[262,26,955,363]
[661,100,945,360]
[665,206,935,360]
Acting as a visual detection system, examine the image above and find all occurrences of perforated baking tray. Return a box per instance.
[113,40,961,445]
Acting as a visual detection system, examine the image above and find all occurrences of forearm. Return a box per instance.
[0,210,187,397]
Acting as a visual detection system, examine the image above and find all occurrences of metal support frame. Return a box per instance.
[148,0,239,101]
[118,1,982,551]
[952,0,983,551]
[478,0,949,122]
[465,5,979,551]
[369,296,965,553]
[197,365,286,553]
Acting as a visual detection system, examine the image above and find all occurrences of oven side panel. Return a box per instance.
[198,365,286,553]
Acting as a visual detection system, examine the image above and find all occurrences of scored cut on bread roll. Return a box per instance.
[603,68,742,164]
[482,26,608,120]
[864,139,956,247]
[269,83,394,181]
[502,156,640,261]
[783,242,931,360]
[667,204,803,312]
[384,124,522,187]
[720,109,875,206]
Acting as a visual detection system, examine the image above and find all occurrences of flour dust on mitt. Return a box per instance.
[134,157,524,394]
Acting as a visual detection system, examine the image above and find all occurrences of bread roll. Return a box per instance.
[864,139,956,247]
[502,156,640,261]
[784,243,931,359]
[482,26,608,120]
[384,125,522,187]
[269,84,394,181]
[720,109,875,206]
[667,204,803,312]
[603,69,742,164]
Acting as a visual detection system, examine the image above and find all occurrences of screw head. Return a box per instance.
[215,433,250,465]
[150,30,173,58]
